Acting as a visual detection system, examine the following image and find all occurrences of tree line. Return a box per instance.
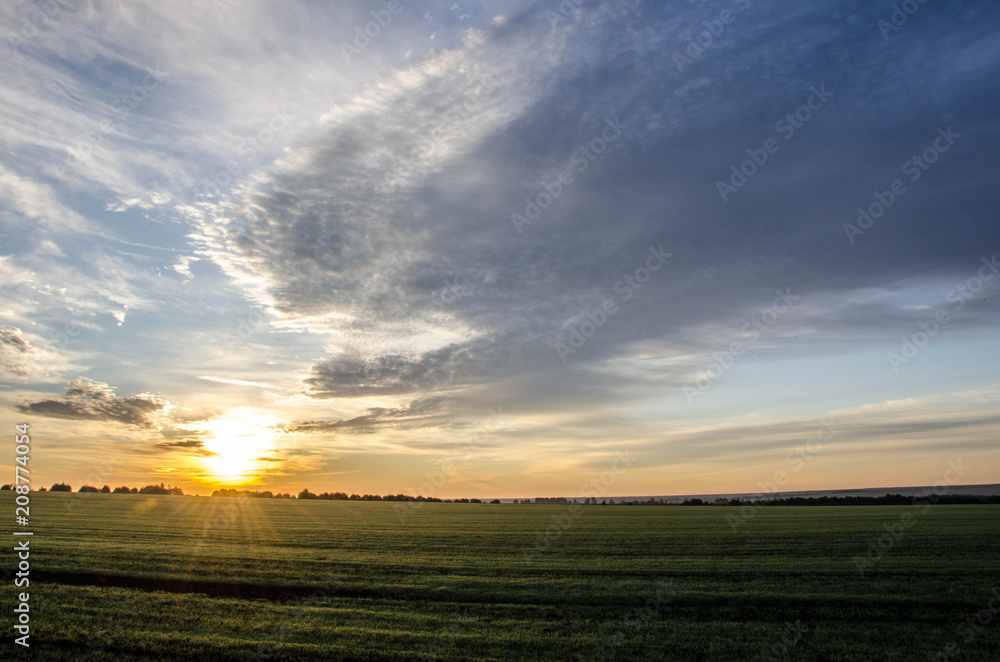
[0,482,184,495]
[4,485,996,505]
[214,488,497,503]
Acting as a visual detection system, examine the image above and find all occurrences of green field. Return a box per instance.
[3,493,999,660]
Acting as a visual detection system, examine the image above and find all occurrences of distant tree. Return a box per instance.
[139,484,170,495]
[130,487,138,494]
[78,485,100,493]
[213,488,270,498]
[490,499,501,504]
[298,489,318,500]
[168,487,184,496]
[470,498,482,503]
[348,494,361,500]
[50,483,72,492]
[384,493,414,502]
[100,485,111,493]
[113,486,132,494]
[38,486,46,492]
[0,484,11,490]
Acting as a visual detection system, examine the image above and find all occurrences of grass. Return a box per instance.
[2,493,998,660]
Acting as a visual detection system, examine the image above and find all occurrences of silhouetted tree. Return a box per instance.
[50,483,72,492]
[213,489,272,498]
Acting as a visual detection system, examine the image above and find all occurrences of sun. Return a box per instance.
[198,409,282,483]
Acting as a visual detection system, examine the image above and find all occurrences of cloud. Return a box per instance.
[304,333,546,398]
[0,325,31,354]
[14,378,169,428]
[286,396,453,434]
[175,1,999,418]
[2,1,999,494]
[0,324,44,380]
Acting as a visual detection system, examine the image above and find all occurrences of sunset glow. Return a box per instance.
[197,410,282,484]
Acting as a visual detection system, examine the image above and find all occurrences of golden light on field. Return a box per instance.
[198,409,282,483]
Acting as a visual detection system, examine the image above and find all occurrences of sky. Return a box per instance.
[0,0,998,498]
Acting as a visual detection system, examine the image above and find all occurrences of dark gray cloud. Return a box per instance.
[155,425,207,449]
[15,378,167,428]
[304,333,551,398]
[192,0,1000,411]
[0,325,30,354]
[286,395,453,434]
[0,324,41,379]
